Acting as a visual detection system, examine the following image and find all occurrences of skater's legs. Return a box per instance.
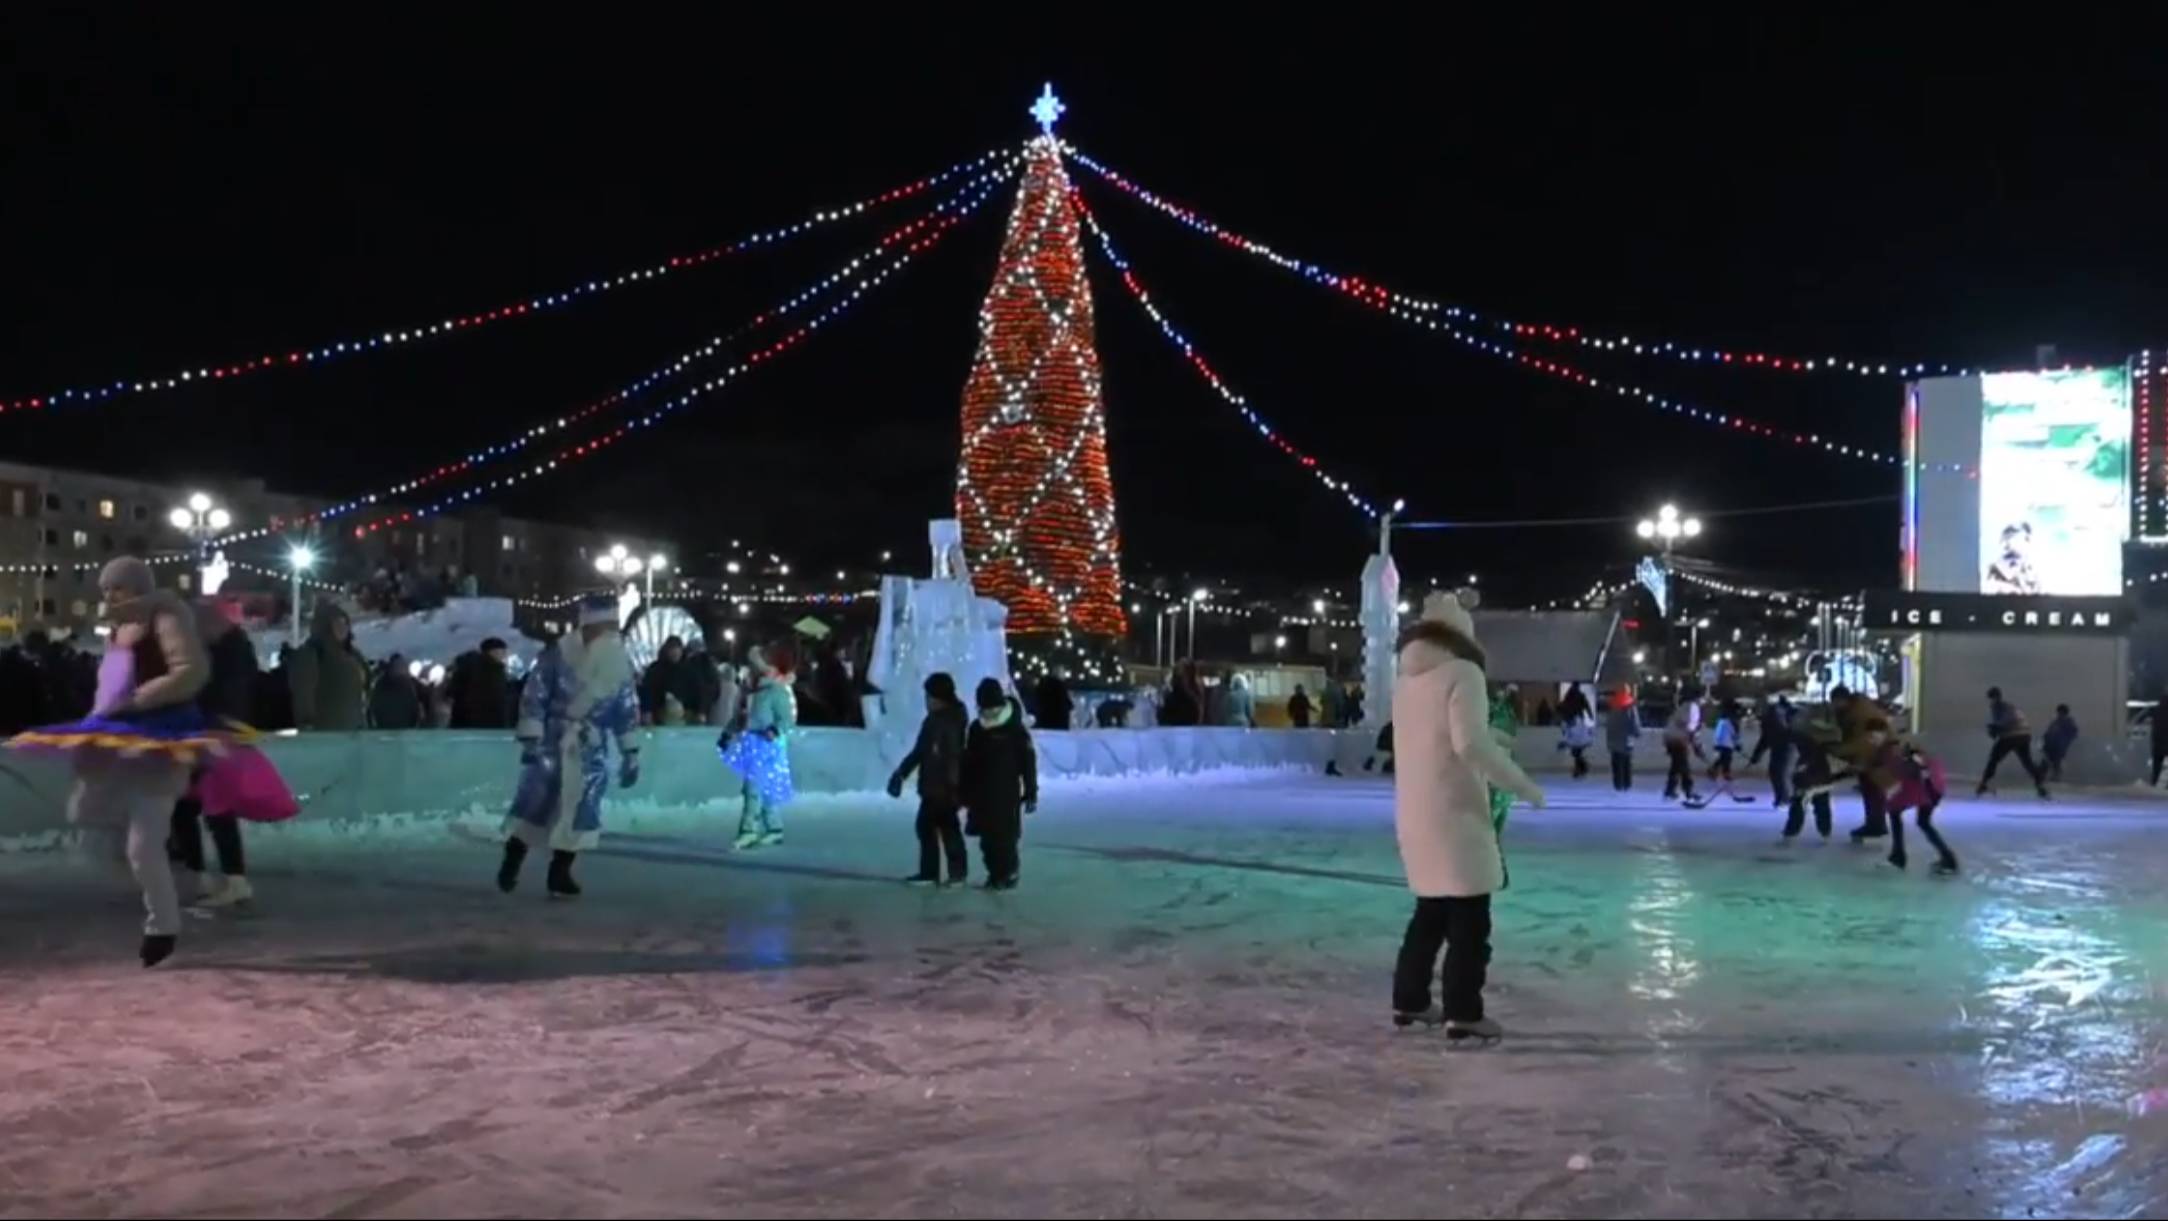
[1570,746,1589,779]
[76,769,185,936]
[1769,746,1794,805]
[1392,897,1451,1014]
[936,808,967,879]
[979,833,1019,882]
[1813,791,1833,837]
[1916,800,1959,871]
[739,792,770,837]
[169,796,206,874]
[1887,807,1909,867]
[2013,737,2047,788]
[1610,751,1632,790]
[1663,741,1695,797]
[1980,736,2018,788]
[913,802,942,878]
[1440,895,1493,1024]
[2153,748,2166,787]
[1854,781,1888,837]
[205,814,246,876]
[1782,797,1806,838]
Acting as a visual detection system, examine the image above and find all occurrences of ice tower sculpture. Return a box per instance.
[867,520,1014,746]
[1359,517,1400,731]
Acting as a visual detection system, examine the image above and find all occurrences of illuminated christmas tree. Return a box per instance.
[955,86,1127,678]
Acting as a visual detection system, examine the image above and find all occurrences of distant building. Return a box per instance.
[0,459,672,634]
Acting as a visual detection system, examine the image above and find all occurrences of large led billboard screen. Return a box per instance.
[1976,369,2129,596]
[1905,368,2130,597]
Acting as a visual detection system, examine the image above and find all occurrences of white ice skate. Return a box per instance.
[1445,1017,1503,1046]
[732,830,764,851]
[192,875,254,910]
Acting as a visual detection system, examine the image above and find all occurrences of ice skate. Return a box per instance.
[902,873,941,886]
[1445,1017,1503,1046]
[1887,849,1908,871]
[1393,1003,1445,1030]
[140,934,177,969]
[732,830,764,851]
[758,830,785,848]
[1931,860,1960,877]
[496,840,528,893]
[193,875,254,909]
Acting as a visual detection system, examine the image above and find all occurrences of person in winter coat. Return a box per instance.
[498,596,641,898]
[1388,596,1545,1043]
[170,601,263,909]
[369,654,427,729]
[640,636,692,725]
[1288,685,1314,729]
[1827,685,1899,838]
[1978,686,2050,798]
[446,638,517,729]
[1707,701,1743,783]
[2041,704,2078,782]
[1605,693,1640,791]
[1556,683,1593,727]
[1034,672,1074,731]
[289,603,369,730]
[1222,673,1257,728]
[1661,699,1702,801]
[963,678,1037,890]
[1749,694,1796,807]
[720,642,798,850]
[1321,681,1348,730]
[888,672,970,885]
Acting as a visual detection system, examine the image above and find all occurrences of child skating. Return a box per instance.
[962,678,1036,890]
[887,672,970,886]
[719,642,797,850]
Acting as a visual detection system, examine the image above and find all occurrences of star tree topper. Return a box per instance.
[1030,83,1065,134]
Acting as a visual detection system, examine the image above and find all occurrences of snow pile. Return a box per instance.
[250,597,540,672]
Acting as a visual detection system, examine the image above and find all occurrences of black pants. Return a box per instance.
[1610,750,1632,790]
[169,797,246,876]
[1766,745,1795,805]
[1707,746,1735,782]
[1663,740,1696,797]
[1392,894,1492,1021]
[1568,746,1589,779]
[980,833,1019,882]
[1981,734,2046,791]
[2154,747,2167,787]
[1852,779,1888,837]
[915,801,967,881]
[1782,790,1832,838]
[1889,798,1957,870]
[2043,748,2067,783]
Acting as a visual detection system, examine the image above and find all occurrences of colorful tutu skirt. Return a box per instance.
[5,705,244,767]
[719,731,795,808]
[192,744,300,822]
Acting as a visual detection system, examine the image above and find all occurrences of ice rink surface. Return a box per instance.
[3,771,2165,1219]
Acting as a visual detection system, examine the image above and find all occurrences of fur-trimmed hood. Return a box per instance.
[1396,618,1486,678]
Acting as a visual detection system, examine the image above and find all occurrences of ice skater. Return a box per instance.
[1880,742,1957,875]
[498,594,641,898]
[1779,703,1840,841]
[1605,691,1639,791]
[888,672,970,886]
[962,678,1036,890]
[1388,595,1545,1045]
[2042,703,2078,783]
[1978,686,2050,799]
[1661,698,1702,801]
[1749,694,1795,807]
[720,642,799,850]
[1558,703,1594,780]
[1683,699,1760,809]
[1831,686,1895,840]
[5,558,222,966]
[169,598,269,910]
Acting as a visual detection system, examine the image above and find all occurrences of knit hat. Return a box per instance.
[97,556,155,600]
[1419,588,1477,640]
[974,677,1007,710]
[750,639,797,677]
[923,672,958,703]
[576,593,618,628]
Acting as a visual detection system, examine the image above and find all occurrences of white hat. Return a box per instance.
[575,594,618,628]
[1421,589,1478,640]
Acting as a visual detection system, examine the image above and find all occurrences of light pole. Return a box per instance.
[594,543,646,603]
[1633,503,1702,554]
[1188,588,1208,664]
[646,553,668,605]
[167,491,233,594]
[287,544,315,644]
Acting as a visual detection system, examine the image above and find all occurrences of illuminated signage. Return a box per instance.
[1862,590,2128,633]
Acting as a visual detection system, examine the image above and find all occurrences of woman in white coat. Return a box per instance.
[1390,594,1545,1041]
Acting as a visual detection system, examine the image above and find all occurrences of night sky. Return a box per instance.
[6,16,2167,605]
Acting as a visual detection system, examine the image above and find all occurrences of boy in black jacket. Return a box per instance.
[963,678,1037,891]
[887,673,970,886]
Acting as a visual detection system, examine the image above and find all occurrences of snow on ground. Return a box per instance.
[2,774,2165,1219]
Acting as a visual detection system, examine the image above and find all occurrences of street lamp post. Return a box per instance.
[287,545,316,644]
[1188,588,1208,664]
[1633,503,1702,554]
[645,553,667,605]
[167,491,233,594]
[594,544,658,605]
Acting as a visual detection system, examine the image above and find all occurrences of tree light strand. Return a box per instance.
[1073,195,1382,519]
[0,146,1013,418]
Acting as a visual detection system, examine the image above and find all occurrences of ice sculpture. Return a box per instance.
[1358,517,1400,731]
[866,520,1014,744]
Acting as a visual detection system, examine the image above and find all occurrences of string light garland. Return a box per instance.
[211,168,1009,545]
[351,183,998,538]
[0,147,1013,419]
[1074,195,1382,519]
[2138,350,2165,543]
[955,132,1126,641]
[1062,145,1966,382]
[1670,566,1860,613]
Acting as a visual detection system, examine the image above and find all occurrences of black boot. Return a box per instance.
[547,850,581,899]
[140,934,177,969]
[497,839,528,893]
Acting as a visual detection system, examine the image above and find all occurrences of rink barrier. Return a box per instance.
[3,724,2149,849]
